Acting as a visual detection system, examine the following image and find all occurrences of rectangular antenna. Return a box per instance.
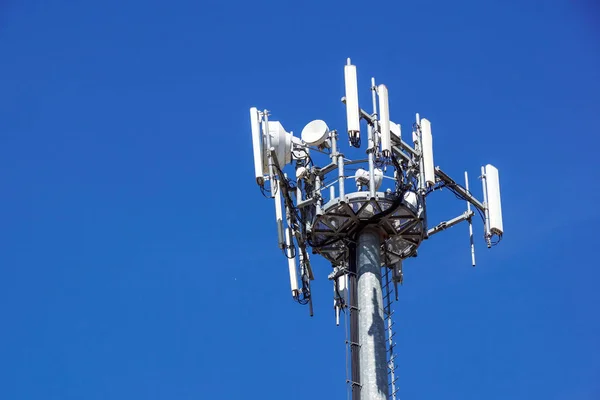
[420,118,435,186]
[249,107,264,185]
[378,84,391,156]
[480,166,491,246]
[274,188,285,249]
[262,112,275,190]
[344,59,360,140]
[285,228,299,296]
[485,164,503,237]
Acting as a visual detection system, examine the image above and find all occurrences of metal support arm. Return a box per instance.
[434,167,485,212]
[358,108,418,157]
[427,211,474,237]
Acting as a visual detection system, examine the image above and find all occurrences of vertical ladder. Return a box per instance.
[383,267,399,400]
[345,245,361,400]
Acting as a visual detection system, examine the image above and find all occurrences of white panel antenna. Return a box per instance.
[274,186,285,249]
[378,84,391,156]
[249,107,264,185]
[285,227,299,296]
[420,118,435,186]
[344,58,360,143]
[261,115,274,186]
[484,164,503,237]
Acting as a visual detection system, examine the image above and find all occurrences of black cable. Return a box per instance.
[283,242,297,259]
[296,273,311,305]
[430,179,487,226]
[259,178,279,198]
[350,135,361,148]
[270,164,320,310]
[445,184,486,225]
[294,147,314,167]
[390,153,405,193]
[259,183,270,198]
[374,157,387,169]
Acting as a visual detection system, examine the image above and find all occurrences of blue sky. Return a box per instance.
[1,1,599,399]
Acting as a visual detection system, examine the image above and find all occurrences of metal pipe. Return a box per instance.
[367,79,377,199]
[357,228,388,400]
[427,211,474,236]
[297,197,318,209]
[331,129,338,156]
[262,111,275,196]
[315,175,323,215]
[344,158,369,166]
[320,162,338,176]
[370,78,378,150]
[391,146,412,164]
[338,154,345,201]
[359,108,418,157]
[296,178,302,203]
[367,125,376,199]
[465,171,476,266]
[435,167,485,212]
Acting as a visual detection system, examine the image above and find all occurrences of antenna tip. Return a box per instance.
[347,57,351,65]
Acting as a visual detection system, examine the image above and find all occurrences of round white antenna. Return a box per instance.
[301,120,329,146]
[264,121,294,169]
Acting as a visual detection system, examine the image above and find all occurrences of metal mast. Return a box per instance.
[357,229,387,400]
[248,58,504,400]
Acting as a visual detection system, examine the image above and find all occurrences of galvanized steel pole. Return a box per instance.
[357,228,388,400]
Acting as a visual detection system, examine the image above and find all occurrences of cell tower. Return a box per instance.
[248,58,504,400]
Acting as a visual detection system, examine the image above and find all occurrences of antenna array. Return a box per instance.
[248,58,504,400]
